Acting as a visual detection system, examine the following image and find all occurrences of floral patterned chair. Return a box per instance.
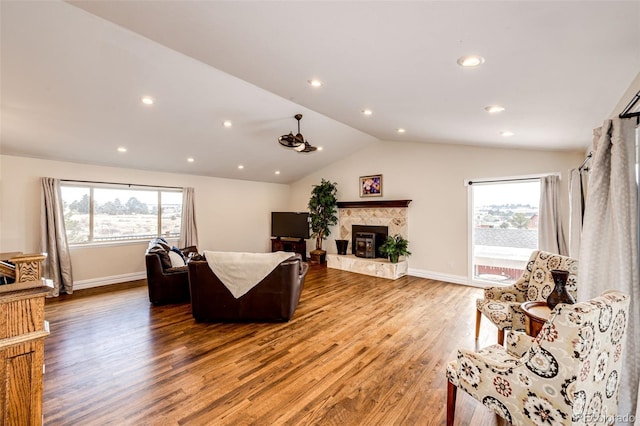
[447,290,629,426]
[476,250,578,345]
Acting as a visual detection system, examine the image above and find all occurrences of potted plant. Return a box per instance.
[308,179,338,264]
[379,234,411,263]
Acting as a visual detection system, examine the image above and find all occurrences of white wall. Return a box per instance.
[288,140,584,284]
[0,155,290,287]
[0,143,585,288]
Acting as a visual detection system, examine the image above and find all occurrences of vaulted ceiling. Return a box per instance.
[2,1,639,183]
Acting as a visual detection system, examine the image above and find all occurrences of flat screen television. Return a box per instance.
[271,212,310,239]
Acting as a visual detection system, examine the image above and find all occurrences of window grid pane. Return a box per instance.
[61,186,91,244]
[61,184,182,245]
[160,191,182,239]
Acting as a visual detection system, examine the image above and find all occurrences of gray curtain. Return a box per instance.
[179,187,199,248]
[578,118,638,421]
[40,177,73,296]
[538,175,568,255]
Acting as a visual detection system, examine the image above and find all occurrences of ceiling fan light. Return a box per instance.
[278,114,317,153]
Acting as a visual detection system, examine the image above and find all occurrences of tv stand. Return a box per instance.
[271,237,307,261]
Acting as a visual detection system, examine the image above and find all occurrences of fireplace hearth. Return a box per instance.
[352,225,388,258]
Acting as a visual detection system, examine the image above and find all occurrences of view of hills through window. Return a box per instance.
[61,185,182,244]
[471,180,540,284]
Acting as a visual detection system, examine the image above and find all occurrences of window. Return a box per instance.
[61,183,183,245]
[469,179,540,285]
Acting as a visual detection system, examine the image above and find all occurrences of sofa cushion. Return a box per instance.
[168,250,186,267]
[165,266,188,273]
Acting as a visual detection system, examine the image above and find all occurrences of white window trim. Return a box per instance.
[61,181,183,246]
[466,174,554,287]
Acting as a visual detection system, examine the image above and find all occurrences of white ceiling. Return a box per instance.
[2,1,639,183]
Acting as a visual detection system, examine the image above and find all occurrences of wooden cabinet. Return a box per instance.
[0,253,47,284]
[0,280,51,425]
[271,238,307,261]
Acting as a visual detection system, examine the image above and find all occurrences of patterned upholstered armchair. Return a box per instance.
[447,291,630,426]
[476,250,578,345]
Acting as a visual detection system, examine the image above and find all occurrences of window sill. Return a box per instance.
[69,238,180,250]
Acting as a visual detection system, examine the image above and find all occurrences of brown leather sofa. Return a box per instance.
[187,253,308,322]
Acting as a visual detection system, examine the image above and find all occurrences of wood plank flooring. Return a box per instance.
[43,265,507,425]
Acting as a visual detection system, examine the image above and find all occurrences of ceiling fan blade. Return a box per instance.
[279,132,305,148]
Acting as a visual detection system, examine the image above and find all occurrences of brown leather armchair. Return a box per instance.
[187,254,308,322]
[145,239,197,305]
[145,253,190,305]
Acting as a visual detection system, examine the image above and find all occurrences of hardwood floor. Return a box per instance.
[43,265,507,425]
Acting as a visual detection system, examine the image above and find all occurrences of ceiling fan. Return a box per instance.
[278,114,318,153]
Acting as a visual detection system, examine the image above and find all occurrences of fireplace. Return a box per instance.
[352,225,388,258]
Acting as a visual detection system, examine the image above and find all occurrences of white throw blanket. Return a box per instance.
[203,251,295,299]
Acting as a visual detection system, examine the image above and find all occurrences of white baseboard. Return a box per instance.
[73,272,146,290]
[73,269,483,290]
[408,268,484,288]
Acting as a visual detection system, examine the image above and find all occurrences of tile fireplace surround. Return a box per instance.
[328,200,411,280]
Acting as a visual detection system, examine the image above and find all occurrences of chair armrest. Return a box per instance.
[483,285,524,302]
[456,346,522,381]
[505,330,535,358]
[299,261,309,279]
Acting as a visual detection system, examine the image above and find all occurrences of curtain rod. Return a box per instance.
[619,90,640,119]
[578,152,593,171]
[61,179,182,190]
[467,175,556,186]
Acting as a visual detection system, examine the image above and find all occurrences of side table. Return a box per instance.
[521,301,551,337]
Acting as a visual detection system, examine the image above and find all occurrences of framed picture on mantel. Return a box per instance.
[359,174,382,197]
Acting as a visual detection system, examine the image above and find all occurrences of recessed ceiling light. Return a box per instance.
[223,120,232,128]
[141,96,154,105]
[317,146,323,151]
[456,55,485,67]
[187,157,195,163]
[275,170,281,175]
[484,105,505,114]
[308,79,323,87]
[238,165,244,169]
[397,128,406,133]
[362,109,373,116]
[500,130,515,137]
[117,147,127,153]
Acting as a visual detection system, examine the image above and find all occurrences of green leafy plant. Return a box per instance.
[379,234,411,263]
[308,179,338,251]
